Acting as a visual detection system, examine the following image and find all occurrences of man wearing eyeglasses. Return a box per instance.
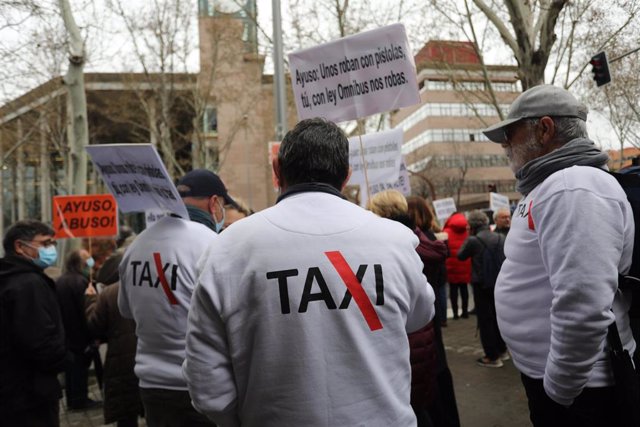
[0,220,68,427]
[483,85,635,426]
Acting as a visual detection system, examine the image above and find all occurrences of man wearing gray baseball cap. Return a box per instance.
[486,85,636,426]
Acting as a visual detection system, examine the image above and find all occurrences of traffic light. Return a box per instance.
[590,51,611,87]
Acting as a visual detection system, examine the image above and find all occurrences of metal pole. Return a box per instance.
[272,0,287,141]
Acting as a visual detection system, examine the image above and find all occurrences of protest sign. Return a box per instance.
[348,128,403,185]
[52,194,118,239]
[347,128,404,207]
[86,144,188,218]
[145,209,168,228]
[433,198,457,224]
[289,23,420,123]
[490,192,510,211]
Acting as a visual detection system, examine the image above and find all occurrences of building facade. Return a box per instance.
[392,41,520,211]
[0,0,296,238]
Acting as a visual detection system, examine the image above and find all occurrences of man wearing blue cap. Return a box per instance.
[486,85,635,426]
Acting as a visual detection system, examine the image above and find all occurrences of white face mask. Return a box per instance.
[212,197,226,233]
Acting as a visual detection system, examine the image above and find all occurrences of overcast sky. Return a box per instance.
[0,0,627,151]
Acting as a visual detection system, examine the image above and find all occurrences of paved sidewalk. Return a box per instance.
[442,314,530,426]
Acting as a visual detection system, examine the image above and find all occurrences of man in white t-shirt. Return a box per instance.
[183,118,435,427]
[484,85,635,426]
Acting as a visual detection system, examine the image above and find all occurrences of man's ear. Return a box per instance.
[273,157,283,188]
[208,195,218,215]
[539,116,556,147]
[340,167,353,191]
[14,240,27,257]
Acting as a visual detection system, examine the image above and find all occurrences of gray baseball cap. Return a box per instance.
[482,84,588,143]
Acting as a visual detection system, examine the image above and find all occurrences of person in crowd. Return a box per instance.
[177,168,239,233]
[183,118,435,427]
[457,210,507,368]
[56,248,101,410]
[492,207,511,235]
[443,213,472,320]
[0,220,67,426]
[85,238,143,427]
[369,190,460,427]
[118,171,228,427]
[407,196,448,327]
[223,194,251,230]
[483,84,635,425]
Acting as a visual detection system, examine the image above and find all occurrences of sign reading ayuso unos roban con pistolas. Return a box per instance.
[288,24,421,123]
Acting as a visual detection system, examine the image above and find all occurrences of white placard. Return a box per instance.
[347,129,404,207]
[348,128,403,185]
[86,144,188,218]
[433,198,457,224]
[288,23,420,123]
[357,161,411,209]
[489,192,510,211]
[145,209,168,228]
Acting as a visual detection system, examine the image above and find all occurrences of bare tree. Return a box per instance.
[58,0,89,196]
[107,0,196,179]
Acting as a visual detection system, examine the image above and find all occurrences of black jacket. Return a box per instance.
[0,255,68,414]
[457,227,504,285]
[56,271,91,353]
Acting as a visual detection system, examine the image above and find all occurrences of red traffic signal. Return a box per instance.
[590,51,611,87]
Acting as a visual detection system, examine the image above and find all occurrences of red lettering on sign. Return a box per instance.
[325,251,383,331]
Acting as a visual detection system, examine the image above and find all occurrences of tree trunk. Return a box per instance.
[40,116,51,222]
[0,131,4,240]
[16,120,25,219]
[59,0,88,196]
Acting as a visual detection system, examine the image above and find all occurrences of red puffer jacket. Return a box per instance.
[408,322,438,407]
[443,213,471,284]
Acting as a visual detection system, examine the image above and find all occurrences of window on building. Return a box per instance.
[203,107,218,135]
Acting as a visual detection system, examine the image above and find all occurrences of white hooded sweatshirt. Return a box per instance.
[183,190,435,427]
[118,216,218,390]
[496,165,635,406]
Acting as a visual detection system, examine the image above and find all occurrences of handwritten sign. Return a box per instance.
[52,194,118,239]
[433,198,457,225]
[86,144,188,218]
[289,24,420,123]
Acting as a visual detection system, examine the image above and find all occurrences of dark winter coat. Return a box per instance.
[56,271,91,353]
[416,228,448,288]
[457,227,504,285]
[408,321,438,407]
[85,282,142,424]
[0,255,68,415]
[443,213,472,284]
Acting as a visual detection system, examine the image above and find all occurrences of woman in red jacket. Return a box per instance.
[443,213,472,319]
